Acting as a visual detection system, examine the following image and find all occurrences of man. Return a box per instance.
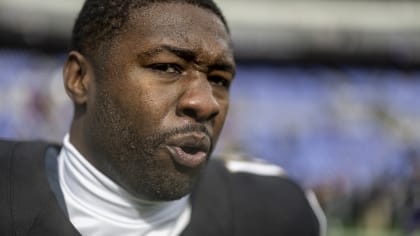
[0,0,324,235]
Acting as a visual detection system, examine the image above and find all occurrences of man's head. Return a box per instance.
[63,0,235,201]
[70,0,229,60]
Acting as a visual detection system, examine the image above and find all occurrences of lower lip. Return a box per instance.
[167,146,207,168]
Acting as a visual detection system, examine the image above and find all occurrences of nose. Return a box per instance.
[176,77,220,123]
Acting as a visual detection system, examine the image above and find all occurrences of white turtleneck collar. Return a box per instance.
[58,134,191,236]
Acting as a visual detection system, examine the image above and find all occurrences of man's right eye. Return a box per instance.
[149,63,182,74]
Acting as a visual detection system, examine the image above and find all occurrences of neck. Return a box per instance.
[58,134,190,235]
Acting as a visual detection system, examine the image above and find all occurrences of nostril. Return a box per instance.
[183,108,197,119]
[181,107,219,122]
[207,110,219,121]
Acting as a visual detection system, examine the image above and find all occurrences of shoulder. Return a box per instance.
[0,139,58,152]
[209,153,308,204]
[0,139,61,191]
[0,140,50,235]
[0,139,59,164]
[0,140,61,188]
[217,152,286,176]
[0,139,60,183]
[0,139,19,156]
[0,139,71,235]
[197,154,324,236]
[206,152,290,188]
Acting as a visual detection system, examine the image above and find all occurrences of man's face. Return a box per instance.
[83,3,235,201]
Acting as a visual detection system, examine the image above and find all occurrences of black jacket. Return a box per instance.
[0,140,321,236]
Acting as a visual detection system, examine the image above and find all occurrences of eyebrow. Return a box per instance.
[209,62,236,77]
[142,45,196,61]
[141,45,236,75]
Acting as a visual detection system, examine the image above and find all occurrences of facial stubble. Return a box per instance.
[87,89,213,201]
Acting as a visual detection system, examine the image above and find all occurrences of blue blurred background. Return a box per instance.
[1,0,420,235]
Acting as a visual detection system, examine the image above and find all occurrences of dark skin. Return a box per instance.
[63,3,235,201]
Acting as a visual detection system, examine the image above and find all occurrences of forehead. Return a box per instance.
[108,2,233,62]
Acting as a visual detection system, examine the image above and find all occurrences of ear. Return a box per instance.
[63,51,93,105]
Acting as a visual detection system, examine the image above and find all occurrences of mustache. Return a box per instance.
[136,124,212,154]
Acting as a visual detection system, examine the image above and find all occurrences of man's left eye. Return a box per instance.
[209,75,230,89]
[150,64,182,74]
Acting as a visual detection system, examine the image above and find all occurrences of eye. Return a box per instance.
[209,75,231,89]
[149,63,182,74]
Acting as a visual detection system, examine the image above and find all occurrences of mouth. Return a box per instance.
[166,133,211,168]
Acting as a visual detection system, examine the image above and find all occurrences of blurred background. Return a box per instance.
[1,0,420,235]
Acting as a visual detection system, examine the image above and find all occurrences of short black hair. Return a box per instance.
[70,0,229,57]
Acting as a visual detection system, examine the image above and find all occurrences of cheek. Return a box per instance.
[116,84,177,132]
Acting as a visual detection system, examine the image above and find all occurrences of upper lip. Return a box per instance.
[165,132,211,154]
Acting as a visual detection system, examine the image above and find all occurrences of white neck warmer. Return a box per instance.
[58,134,191,236]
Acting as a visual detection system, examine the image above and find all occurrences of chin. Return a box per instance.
[123,167,200,201]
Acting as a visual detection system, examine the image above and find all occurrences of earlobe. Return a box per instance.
[63,51,92,105]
